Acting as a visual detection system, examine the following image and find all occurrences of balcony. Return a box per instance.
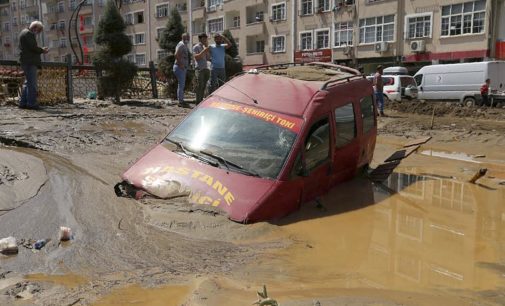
[244,21,264,36]
[243,52,265,65]
[192,5,205,19]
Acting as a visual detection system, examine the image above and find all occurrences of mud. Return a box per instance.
[0,99,504,305]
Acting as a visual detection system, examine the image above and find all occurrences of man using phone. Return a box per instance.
[18,20,49,110]
[208,33,231,93]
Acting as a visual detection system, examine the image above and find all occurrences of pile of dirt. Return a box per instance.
[386,100,505,120]
[260,65,353,81]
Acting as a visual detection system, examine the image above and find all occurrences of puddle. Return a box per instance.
[214,170,505,304]
[24,274,88,288]
[92,284,190,306]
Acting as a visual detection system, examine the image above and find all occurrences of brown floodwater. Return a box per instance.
[24,273,88,288]
[92,284,190,306]
[193,154,505,305]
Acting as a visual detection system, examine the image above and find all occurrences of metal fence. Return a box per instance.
[0,57,163,105]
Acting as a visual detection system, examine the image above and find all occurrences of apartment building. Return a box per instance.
[0,0,504,71]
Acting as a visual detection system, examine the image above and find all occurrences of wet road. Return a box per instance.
[0,101,504,305]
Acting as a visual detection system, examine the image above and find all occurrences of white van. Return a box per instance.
[414,61,505,104]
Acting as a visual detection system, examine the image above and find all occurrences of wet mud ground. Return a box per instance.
[0,99,504,305]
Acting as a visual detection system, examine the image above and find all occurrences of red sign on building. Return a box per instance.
[294,49,332,63]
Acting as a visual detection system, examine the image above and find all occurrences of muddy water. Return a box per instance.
[193,164,505,305]
[92,284,190,306]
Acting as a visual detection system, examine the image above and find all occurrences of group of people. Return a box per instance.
[16,21,231,110]
[173,32,231,107]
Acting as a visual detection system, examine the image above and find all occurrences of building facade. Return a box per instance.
[0,0,504,72]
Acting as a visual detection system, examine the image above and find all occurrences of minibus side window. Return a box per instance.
[304,118,330,171]
[360,96,375,133]
[334,102,356,148]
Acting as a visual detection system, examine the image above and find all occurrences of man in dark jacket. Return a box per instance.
[18,21,48,110]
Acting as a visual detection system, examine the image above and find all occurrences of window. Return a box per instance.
[304,118,330,171]
[359,14,395,44]
[51,39,58,48]
[3,22,9,32]
[208,18,223,33]
[334,103,356,147]
[406,14,432,38]
[83,16,92,26]
[209,0,223,6]
[134,33,145,45]
[156,27,164,40]
[360,96,375,133]
[334,22,353,47]
[255,11,264,22]
[59,37,67,48]
[58,1,64,12]
[134,11,144,24]
[256,40,265,53]
[414,74,423,87]
[97,0,104,6]
[315,29,330,49]
[124,13,133,25]
[441,1,485,36]
[232,16,240,28]
[300,31,313,50]
[126,54,134,62]
[157,49,168,61]
[271,35,285,53]
[69,0,76,9]
[127,34,134,45]
[271,3,286,21]
[135,54,146,66]
[58,20,65,30]
[317,0,330,12]
[156,4,169,18]
[301,0,313,15]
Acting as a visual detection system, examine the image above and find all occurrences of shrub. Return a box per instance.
[93,0,137,103]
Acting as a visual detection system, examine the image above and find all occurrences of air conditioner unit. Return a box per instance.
[343,45,352,55]
[207,5,217,12]
[218,4,223,10]
[410,40,425,53]
[375,41,388,53]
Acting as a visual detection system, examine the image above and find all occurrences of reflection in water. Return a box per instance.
[264,170,505,302]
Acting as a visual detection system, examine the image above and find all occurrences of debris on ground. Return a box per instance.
[59,226,73,241]
[403,136,432,148]
[469,168,488,184]
[5,282,41,300]
[0,236,18,255]
[253,285,278,306]
[33,239,50,250]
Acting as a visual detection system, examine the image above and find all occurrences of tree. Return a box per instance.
[93,0,137,103]
[158,8,186,99]
[222,30,242,80]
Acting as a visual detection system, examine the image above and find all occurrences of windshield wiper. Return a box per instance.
[166,139,218,167]
[200,150,261,177]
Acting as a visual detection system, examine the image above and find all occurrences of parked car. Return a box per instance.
[366,74,418,102]
[414,61,505,105]
[115,63,377,223]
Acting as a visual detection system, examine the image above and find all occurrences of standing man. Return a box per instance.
[208,33,231,93]
[373,65,385,117]
[193,33,210,104]
[18,21,49,110]
[173,33,190,107]
[480,78,490,107]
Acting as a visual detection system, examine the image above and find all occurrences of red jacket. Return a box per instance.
[480,83,489,95]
